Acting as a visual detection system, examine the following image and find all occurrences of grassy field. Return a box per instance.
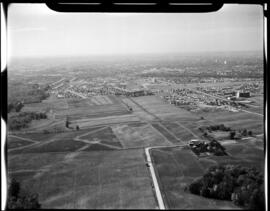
[10,139,86,154]
[130,96,199,122]
[194,110,264,134]
[151,123,180,144]
[8,149,157,209]
[150,147,240,209]
[210,131,230,140]
[82,143,115,151]
[7,93,264,209]
[150,144,264,209]
[112,123,171,148]
[15,126,104,142]
[70,114,141,129]
[21,95,131,125]
[8,126,125,153]
[7,137,33,149]
[8,121,172,153]
[54,96,130,120]
[161,122,198,143]
[80,127,123,149]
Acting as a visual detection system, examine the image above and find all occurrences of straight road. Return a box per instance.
[145,144,186,210]
[145,147,165,210]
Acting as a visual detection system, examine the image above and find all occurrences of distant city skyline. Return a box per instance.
[8,4,264,58]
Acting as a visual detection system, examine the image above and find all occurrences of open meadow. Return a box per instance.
[8,149,157,209]
[129,96,199,122]
[194,109,264,135]
[54,96,131,120]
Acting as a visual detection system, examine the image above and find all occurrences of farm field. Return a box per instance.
[21,102,53,113]
[10,139,86,154]
[8,121,174,154]
[150,147,240,209]
[7,136,34,149]
[79,127,123,149]
[12,126,104,142]
[7,90,264,209]
[125,96,199,122]
[162,122,200,142]
[54,96,130,120]
[70,114,141,129]
[249,95,264,106]
[8,149,157,209]
[21,95,131,122]
[8,125,125,154]
[150,144,264,209]
[151,123,181,144]
[112,123,171,148]
[194,110,264,134]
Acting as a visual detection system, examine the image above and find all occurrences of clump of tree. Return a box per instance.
[26,88,49,103]
[190,139,227,156]
[230,131,236,139]
[65,117,70,128]
[206,124,231,132]
[7,178,41,209]
[8,112,47,130]
[8,101,24,113]
[8,82,50,108]
[187,165,264,210]
[199,124,254,140]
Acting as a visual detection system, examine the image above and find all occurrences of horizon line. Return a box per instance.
[8,50,263,60]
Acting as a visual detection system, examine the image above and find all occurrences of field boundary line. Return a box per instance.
[9,135,37,143]
[95,142,121,150]
[76,126,108,139]
[175,122,200,139]
[156,123,184,144]
[148,124,173,146]
[8,141,40,152]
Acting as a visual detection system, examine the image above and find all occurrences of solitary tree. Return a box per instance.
[65,117,70,128]
[230,131,236,139]
[242,129,248,136]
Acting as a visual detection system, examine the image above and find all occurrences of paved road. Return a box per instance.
[145,147,165,210]
[145,144,186,210]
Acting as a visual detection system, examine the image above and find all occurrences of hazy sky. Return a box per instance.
[8,4,264,58]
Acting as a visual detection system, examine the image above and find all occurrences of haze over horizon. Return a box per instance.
[8,4,264,59]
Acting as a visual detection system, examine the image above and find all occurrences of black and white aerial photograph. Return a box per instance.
[4,2,265,210]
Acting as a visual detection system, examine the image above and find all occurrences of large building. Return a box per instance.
[236,91,250,98]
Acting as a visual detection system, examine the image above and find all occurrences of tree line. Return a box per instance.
[187,164,264,210]
[8,112,47,130]
[199,124,253,140]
